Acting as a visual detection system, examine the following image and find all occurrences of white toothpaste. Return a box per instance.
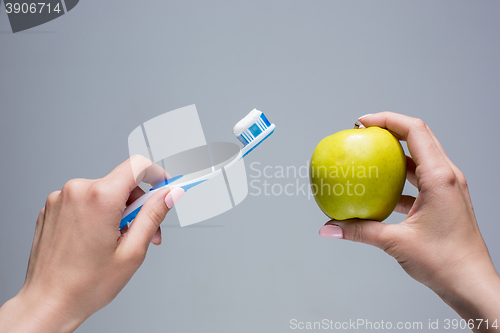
[233,109,262,136]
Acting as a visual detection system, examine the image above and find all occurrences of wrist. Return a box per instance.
[0,290,85,333]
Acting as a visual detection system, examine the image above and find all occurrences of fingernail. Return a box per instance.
[165,187,185,209]
[358,114,373,120]
[151,227,162,245]
[319,225,343,239]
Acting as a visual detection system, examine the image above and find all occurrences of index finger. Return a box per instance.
[99,155,169,200]
[358,112,448,172]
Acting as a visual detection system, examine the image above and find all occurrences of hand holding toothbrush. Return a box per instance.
[0,108,275,333]
[0,155,184,333]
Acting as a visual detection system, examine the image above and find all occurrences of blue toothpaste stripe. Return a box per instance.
[259,117,268,129]
[249,123,263,137]
[260,113,271,127]
[255,118,265,131]
[242,128,275,158]
[237,134,248,145]
[243,131,252,142]
[262,118,268,129]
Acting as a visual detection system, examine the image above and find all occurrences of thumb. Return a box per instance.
[122,187,184,254]
[320,219,399,251]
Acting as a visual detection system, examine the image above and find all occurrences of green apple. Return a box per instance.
[309,126,406,221]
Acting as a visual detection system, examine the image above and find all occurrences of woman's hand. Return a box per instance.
[319,112,500,332]
[0,155,184,333]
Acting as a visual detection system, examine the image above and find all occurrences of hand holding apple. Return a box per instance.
[317,112,500,333]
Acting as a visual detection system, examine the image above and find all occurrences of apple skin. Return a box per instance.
[309,126,406,222]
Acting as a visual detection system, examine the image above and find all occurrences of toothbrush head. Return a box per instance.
[233,109,275,158]
[233,109,274,146]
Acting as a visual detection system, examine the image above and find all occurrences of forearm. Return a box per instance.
[439,261,500,333]
[0,292,83,333]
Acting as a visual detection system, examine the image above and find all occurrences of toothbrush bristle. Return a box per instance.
[236,111,270,146]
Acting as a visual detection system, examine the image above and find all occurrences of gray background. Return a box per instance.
[1,1,499,332]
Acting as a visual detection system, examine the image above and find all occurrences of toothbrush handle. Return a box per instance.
[120,170,220,229]
[120,190,156,229]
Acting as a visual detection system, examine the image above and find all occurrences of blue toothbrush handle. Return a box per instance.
[120,176,208,229]
[120,175,183,229]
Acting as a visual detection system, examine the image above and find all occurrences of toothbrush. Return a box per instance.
[120,109,275,229]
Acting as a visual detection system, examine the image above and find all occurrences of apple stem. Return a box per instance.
[354,122,361,129]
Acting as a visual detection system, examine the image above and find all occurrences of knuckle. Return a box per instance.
[130,154,148,163]
[37,207,46,224]
[460,177,468,190]
[432,167,457,187]
[61,178,89,199]
[130,154,153,174]
[456,170,468,190]
[129,154,152,170]
[46,191,61,206]
[379,111,394,117]
[349,223,365,243]
[411,118,427,131]
[88,181,123,210]
[88,182,113,201]
[144,207,164,228]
